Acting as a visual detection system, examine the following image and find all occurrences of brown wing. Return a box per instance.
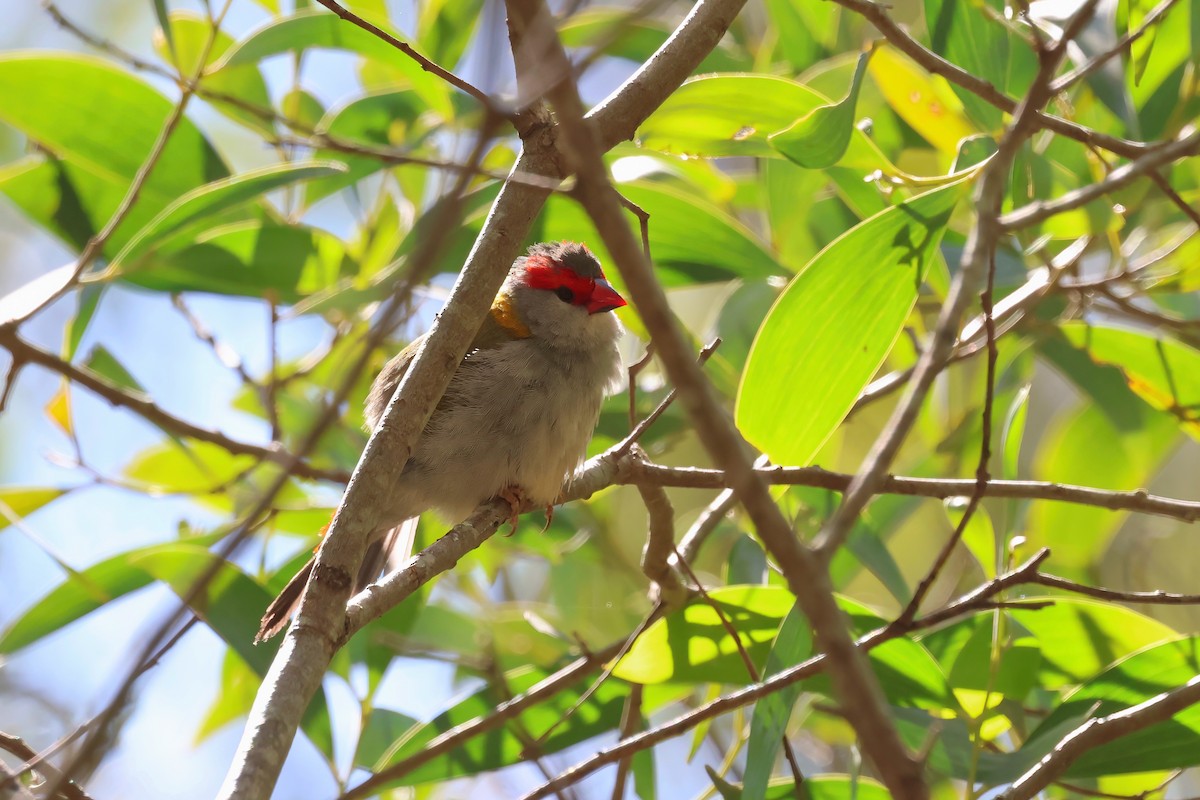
[363,310,516,430]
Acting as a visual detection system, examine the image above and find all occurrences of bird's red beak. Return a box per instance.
[587,279,627,314]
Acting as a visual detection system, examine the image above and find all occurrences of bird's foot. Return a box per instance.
[541,504,554,533]
[498,485,528,534]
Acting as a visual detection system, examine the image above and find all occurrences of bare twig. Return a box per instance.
[0,326,348,484]
[997,676,1200,800]
[813,1,1098,560]
[514,0,926,795]
[310,0,501,116]
[614,337,721,456]
[1000,128,1200,230]
[1049,0,1182,93]
[629,463,1200,522]
[0,731,93,800]
[609,684,644,800]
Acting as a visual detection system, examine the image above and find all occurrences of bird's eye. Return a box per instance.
[554,286,575,303]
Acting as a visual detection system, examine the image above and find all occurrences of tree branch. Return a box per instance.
[0,326,348,484]
[1000,128,1200,231]
[629,463,1200,522]
[517,1,926,795]
[997,675,1200,800]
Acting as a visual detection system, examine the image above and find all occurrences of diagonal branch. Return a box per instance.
[997,675,1200,800]
[514,1,926,796]
[0,326,347,484]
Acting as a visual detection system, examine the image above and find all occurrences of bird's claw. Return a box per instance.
[499,486,526,535]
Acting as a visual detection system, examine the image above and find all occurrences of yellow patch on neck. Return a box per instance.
[491,293,532,339]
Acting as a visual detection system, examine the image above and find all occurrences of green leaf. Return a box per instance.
[305,91,431,204]
[1027,635,1200,776]
[945,499,998,578]
[357,664,626,784]
[121,220,352,302]
[196,646,262,742]
[559,9,747,72]
[82,345,146,395]
[737,177,970,465]
[0,487,66,532]
[130,545,335,754]
[743,604,812,800]
[768,48,871,169]
[109,161,347,271]
[922,599,1178,692]
[0,53,227,204]
[416,0,483,69]
[65,284,105,360]
[124,440,258,495]
[637,74,890,170]
[613,588,953,709]
[215,11,452,119]
[612,585,797,684]
[0,532,223,653]
[155,11,274,137]
[924,0,1009,129]
[1060,322,1200,441]
[1002,383,1031,479]
[711,773,890,800]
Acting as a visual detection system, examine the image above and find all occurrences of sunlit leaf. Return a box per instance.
[637,74,891,170]
[924,0,1009,129]
[769,48,871,169]
[0,487,66,533]
[1026,635,1200,775]
[868,45,977,153]
[109,161,347,272]
[737,176,970,465]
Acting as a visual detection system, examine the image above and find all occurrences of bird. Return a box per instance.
[256,241,626,642]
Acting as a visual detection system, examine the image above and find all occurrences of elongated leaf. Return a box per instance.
[637,74,890,170]
[1026,636,1200,776]
[121,220,352,302]
[215,11,452,118]
[613,588,954,709]
[559,8,748,72]
[0,54,227,197]
[0,532,222,653]
[1060,322,1200,440]
[110,161,347,270]
[925,0,1009,129]
[130,545,334,754]
[612,585,797,684]
[769,49,871,169]
[0,487,66,532]
[922,598,1178,692]
[357,664,626,784]
[868,45,976,152]
[710,772,890,800]
[737,177,970,465]
[743,605,811,800]
[155,11,274,136]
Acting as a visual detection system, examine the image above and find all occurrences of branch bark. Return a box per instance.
[219,0,755,794]
[515,1,926,795]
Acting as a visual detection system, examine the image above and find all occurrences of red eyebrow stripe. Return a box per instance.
[523,259,598,302]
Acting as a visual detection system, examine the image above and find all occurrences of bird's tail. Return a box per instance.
[255,517,420,644]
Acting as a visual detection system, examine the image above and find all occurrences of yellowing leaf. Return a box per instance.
[869,45,977,153]
[45,382,72,436]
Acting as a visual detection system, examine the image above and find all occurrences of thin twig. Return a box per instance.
[310,0,502,117]
[1049,0,1182,93]
[629,462,1200,523]
[614,337,721,456]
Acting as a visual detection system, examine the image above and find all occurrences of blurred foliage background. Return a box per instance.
[1,0,1200,798]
